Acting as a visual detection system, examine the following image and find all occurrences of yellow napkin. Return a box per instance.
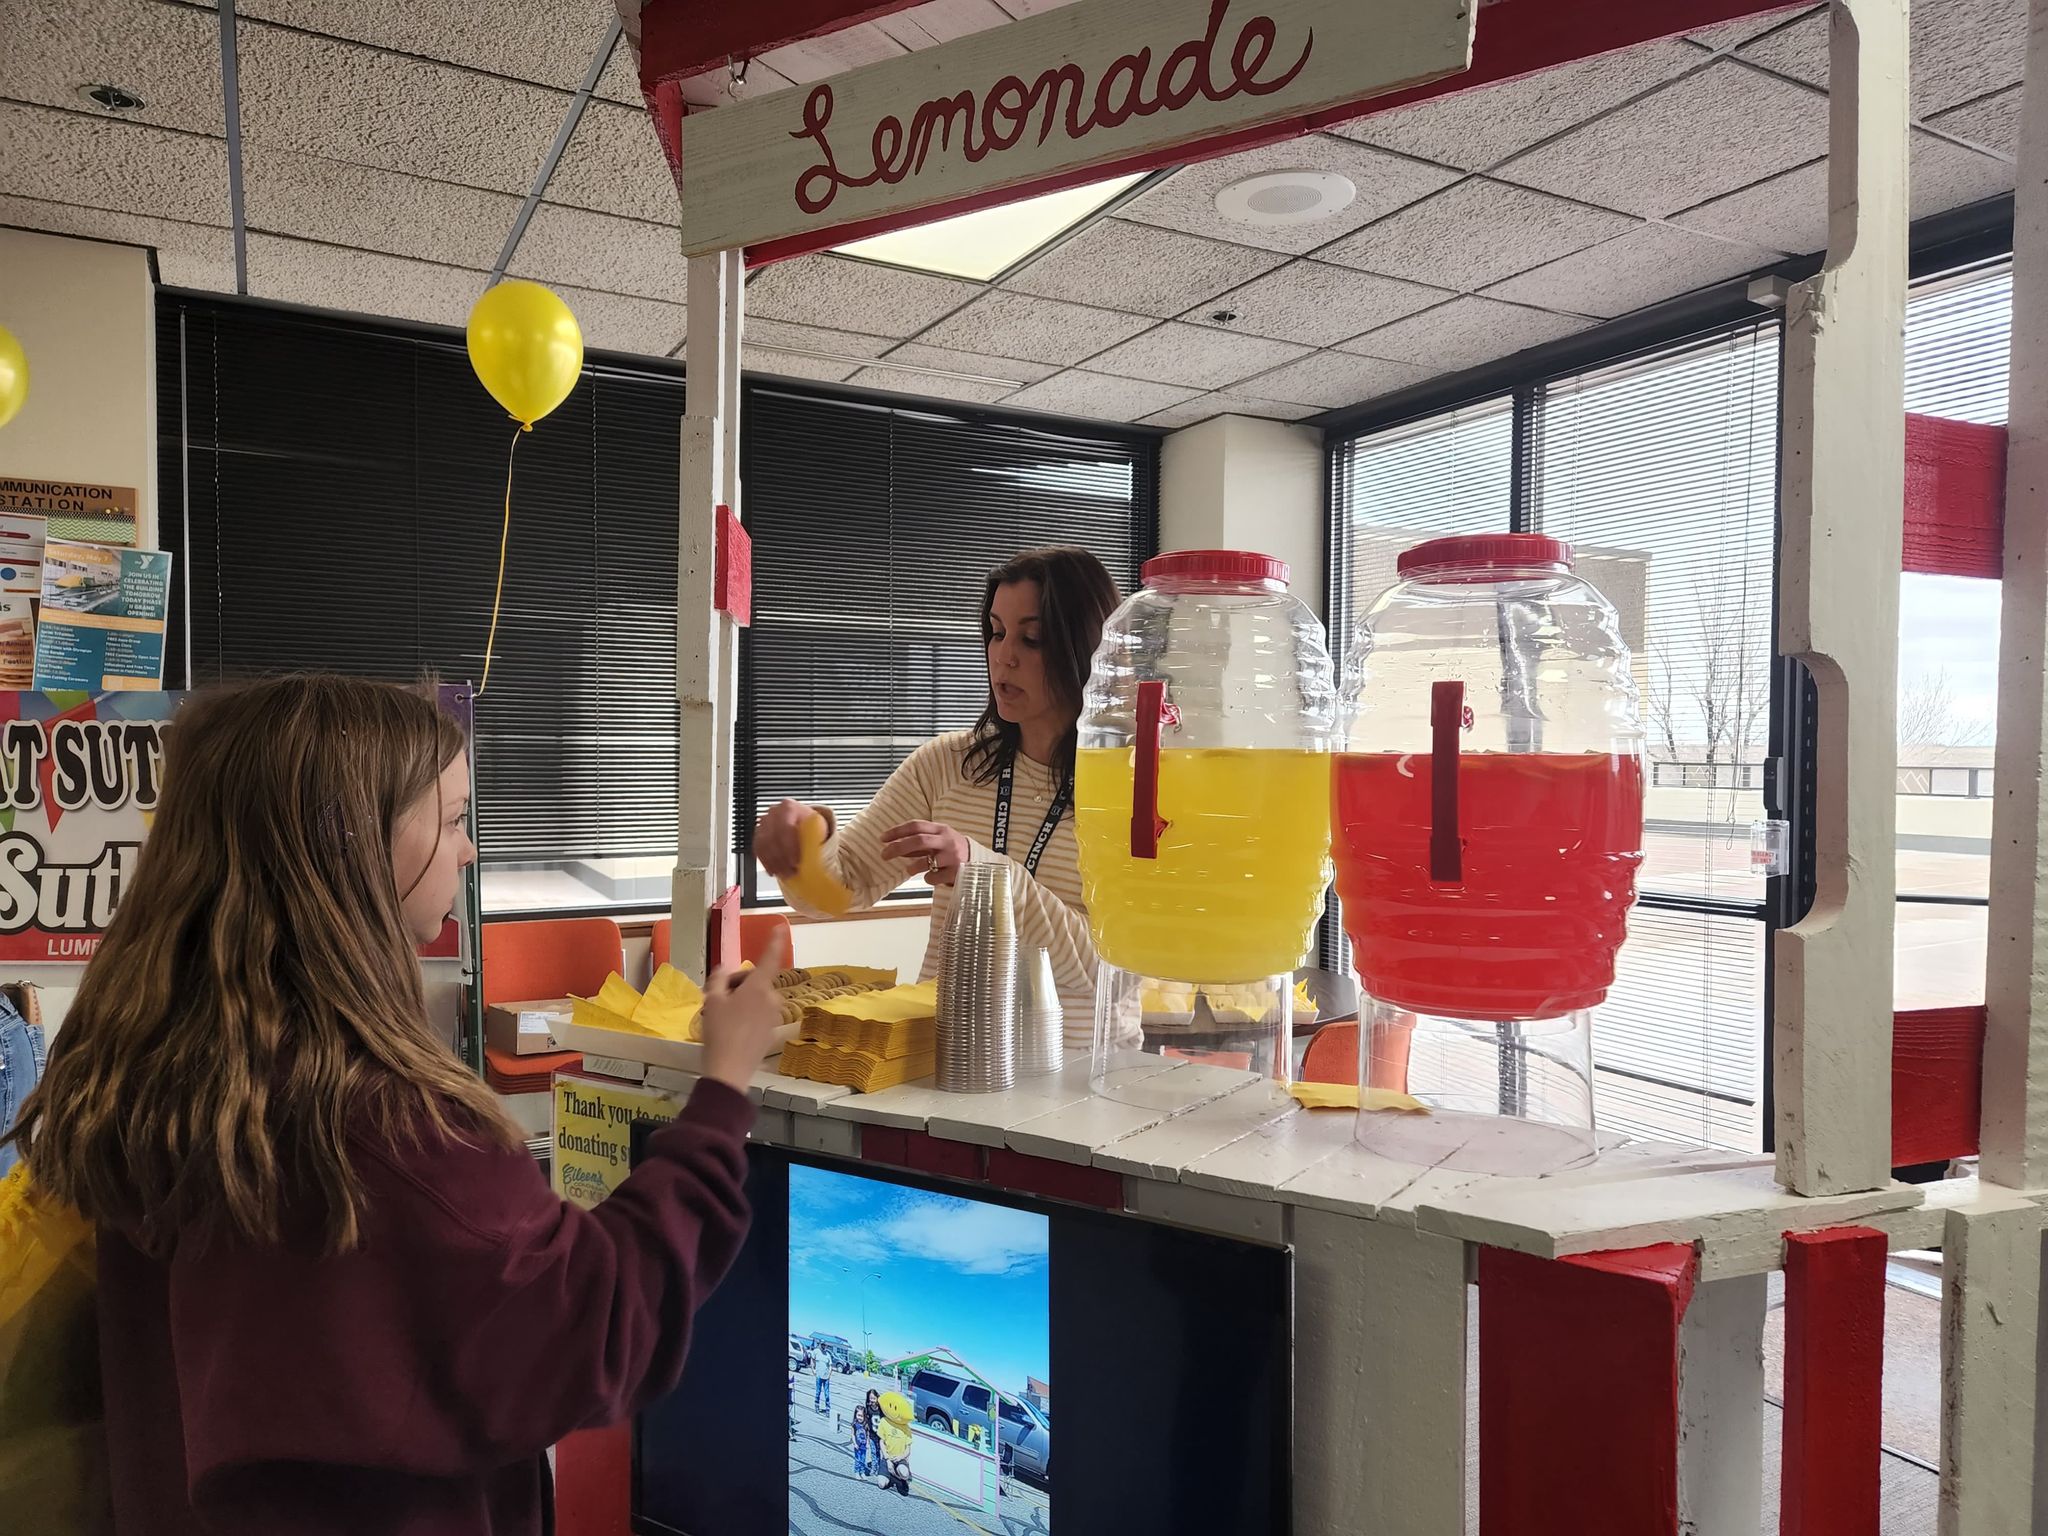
[1286,1082,1433,1114]
[635,964,705,1040]
[783,812,852,917]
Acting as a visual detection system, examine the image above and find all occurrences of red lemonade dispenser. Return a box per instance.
[1335,535,1645,1173]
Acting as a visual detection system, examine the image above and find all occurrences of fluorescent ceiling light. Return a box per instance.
[832,173,1146,281]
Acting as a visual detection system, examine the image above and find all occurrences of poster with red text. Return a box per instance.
[0,688,474,963]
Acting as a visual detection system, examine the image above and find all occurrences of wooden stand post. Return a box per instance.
[675,248,745,983]
[1773,0,1909,1196]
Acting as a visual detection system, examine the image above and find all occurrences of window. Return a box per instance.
[1000,1400,1033,1426]
[962,1386,993,1412]
[160,295,684,915]
[1328,324,1781,1150]
[738,386,1154,905]
[1896,258,2011,1011]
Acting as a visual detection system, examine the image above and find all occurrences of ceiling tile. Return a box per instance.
[843,368,1018,405]
[1316,179,1635,292]
[1930,84,2023,158]
[1119,134,1460,255]
[1084,322,1311,390]
[509,202,685,303]
[243,145,519,269]
[244,234,487,327]
[1235,350,1434,410]
[999,370,1199,422]
[747,255,981,336]
[1686,5,1823,51]
[0,101,231,226]
[1328,39,1704,172]
[1140,393,1319,429]
[595,23,645,105]
[878,342,1058,385]
[1674,132,2015,256]
[745,350,857,384]
[1339,295,1592,372]
[1492,61,1828,218]
[548,98,680,224]
[1004,219,1286,318]
[7,0,224,137]
[910,290,1153,365]
[236,0,614,93]
[1740,0,2026,116]
[237,25,561,195]
[744,318,898,361]
[1185,259,1448,347]
[553,282,687,356]
[1483,224,1778,320]
[0,194,237,291]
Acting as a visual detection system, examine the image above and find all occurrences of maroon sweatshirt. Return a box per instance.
[93,1077,755,1536]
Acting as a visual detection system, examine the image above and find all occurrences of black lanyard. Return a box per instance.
[993,757,1072,876]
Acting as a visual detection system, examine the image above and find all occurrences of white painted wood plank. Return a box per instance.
[749,1106,795,1146]
[1771,0,1908,1196]
[1982,0,2048,1191]
[760,1074,855,1115]
[1183,1105,1359,1201]
[1122,1175,1286,1243]
[1092,1080,1299,1181]
[1410,1164,1924,1266]
[676,0,1475,255]
[1292,1209,1467,1536]
[921,1052,1169,1146]
[1004,1064,1257,1166]
[1940,1190,2045,1536]
[1678,1273,1767,1536]
[819,1080,957,1129]
[795,1111,862,1159]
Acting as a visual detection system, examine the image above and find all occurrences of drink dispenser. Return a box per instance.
[1336,535,1644,1174]
[1075,551,1335,1096]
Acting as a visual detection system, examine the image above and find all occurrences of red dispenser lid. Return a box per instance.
[1396,534,1574,581]
[1142,550,1291,587]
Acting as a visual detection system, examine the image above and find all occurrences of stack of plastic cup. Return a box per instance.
[1014,947,1063,1077]
[935,863,1017,1093]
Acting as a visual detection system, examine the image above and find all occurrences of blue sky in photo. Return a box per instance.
[788,1164,1050,1399]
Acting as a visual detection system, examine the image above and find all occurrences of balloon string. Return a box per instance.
[480,424,522,696]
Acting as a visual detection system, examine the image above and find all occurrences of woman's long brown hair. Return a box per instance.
[9,675,515,1254]
[962,546,1122,787]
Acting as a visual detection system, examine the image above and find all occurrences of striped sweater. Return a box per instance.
[788,730,1098,1044]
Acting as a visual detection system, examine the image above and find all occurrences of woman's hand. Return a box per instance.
[699,932,790,1092]
[880,821,971,887]
[753,799,817,879]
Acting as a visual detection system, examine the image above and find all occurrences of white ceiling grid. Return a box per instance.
[0,0,2023,426]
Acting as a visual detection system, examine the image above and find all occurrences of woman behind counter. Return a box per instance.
[754,547,1121,1042]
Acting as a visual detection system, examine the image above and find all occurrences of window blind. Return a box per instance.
[738,385,1155,902]
[161,295,684,867]
[1905,258,2012,423]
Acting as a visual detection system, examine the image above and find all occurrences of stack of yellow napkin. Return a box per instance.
[570,965,706,1041]
[777,982,939,1090]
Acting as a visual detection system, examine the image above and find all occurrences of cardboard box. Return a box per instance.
[485,997,574,1057]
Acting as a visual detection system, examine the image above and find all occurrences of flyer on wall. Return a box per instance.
[33,542,172,692]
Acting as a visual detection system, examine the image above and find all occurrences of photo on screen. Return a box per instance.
[786,1163,1053,1536]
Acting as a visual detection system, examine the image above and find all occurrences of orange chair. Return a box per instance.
[1298,1014,1417,1090]
[651,912,793,972]
[480,917,625,1006]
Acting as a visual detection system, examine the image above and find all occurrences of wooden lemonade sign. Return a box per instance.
[676,0,1476,257]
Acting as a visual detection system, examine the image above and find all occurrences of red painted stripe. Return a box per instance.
[901,1131,987,1183]
[636,0,924,86]
[705,885,742,973]
[726,0,1809,266]
[1892,1005,1985,1167]
[860,1125,909,1168]
[1780,1228,1886,1536]
[1478,1242,1698,1536]
[1904,414,2006,578]
[984,1147,1122,1210]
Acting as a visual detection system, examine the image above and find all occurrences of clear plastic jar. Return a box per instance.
[1075,550,1336,1094]
[1335,534,1644,1173]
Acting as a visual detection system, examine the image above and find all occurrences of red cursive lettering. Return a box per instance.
[791,0,1315,215]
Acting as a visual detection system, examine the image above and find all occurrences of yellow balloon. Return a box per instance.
[0,326,27,431]
[466,280,582,429]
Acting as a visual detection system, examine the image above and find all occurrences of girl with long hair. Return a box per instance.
[753,546,1122,1040]
[9,675,784,1535]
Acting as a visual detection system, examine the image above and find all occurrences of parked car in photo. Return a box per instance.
[997,1393,1051,1483]
[909,1368,996,1448]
